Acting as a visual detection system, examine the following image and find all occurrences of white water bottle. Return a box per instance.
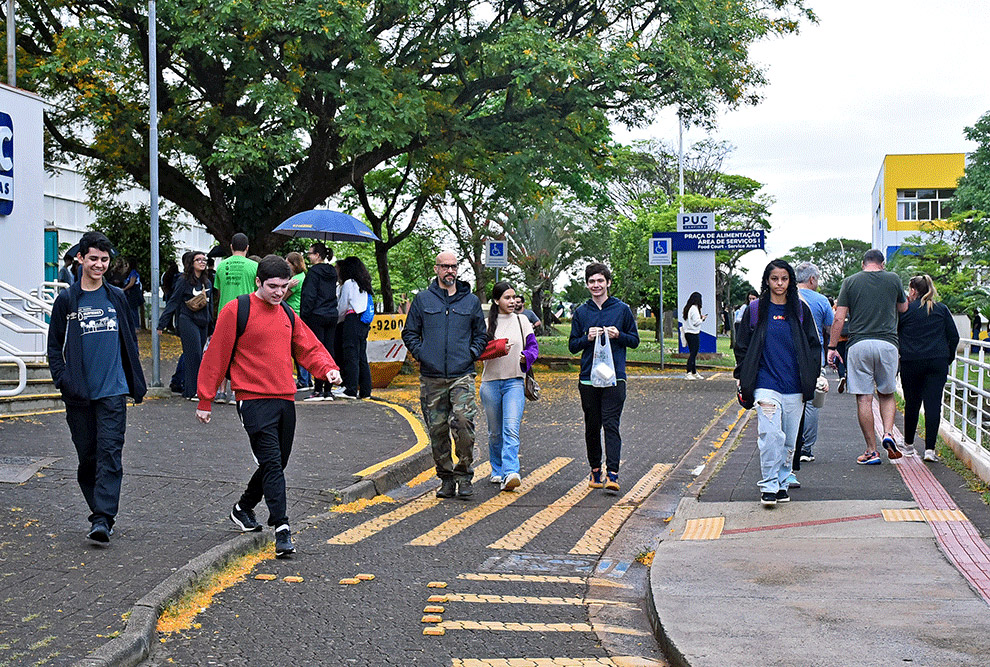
[812,375,828,408]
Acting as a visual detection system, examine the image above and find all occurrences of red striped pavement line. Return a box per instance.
[871,397,990,603]
[721,513,882,536]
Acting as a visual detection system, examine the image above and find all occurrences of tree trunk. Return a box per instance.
[375,241,395,312]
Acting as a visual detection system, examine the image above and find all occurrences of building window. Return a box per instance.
[896,189,955,221]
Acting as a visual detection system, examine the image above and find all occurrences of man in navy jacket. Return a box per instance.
[402,251,487,499]
[569,262,639,494]
[48,231,146,545]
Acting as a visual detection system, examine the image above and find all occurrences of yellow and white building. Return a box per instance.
[872,153,967,260]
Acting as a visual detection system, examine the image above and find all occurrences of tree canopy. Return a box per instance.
[781,238,871,298]
[12,0,815,255]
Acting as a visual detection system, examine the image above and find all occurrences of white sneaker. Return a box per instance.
[923,449,938,462]
[500,472,521,491]
[693,372,705,380]
[684,372,696,380]
[489,474,503,485]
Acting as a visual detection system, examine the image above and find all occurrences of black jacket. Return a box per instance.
[734,299,821,403]
[157,274,213,330]
[47,281,147,406]
[898,300,960,363]
[401,279,487,378]
[300,263,338,323]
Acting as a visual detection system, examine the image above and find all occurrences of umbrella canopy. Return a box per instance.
[273,210,380,243]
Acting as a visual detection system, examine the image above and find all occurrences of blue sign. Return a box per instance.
[485,239,508,267]
[653,230,765,252]
[648,238,671,266]
[0,111,11,216]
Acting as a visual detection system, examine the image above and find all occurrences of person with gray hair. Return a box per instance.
[791,261,834,478]
[827,249,907,465]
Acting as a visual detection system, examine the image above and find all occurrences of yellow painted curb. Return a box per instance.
[353,399,429,478]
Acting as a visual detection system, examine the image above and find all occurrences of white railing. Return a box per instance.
[943,338,990,456]
[0,279,55,368]
[0,355,27,397]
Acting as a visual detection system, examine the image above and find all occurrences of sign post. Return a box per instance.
[484,239,508,283]
[648,238,672,370]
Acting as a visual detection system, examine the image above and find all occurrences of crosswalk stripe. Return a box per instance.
[435,620,649,635]
[568,463,672,555]
[457,573,585,584]
[488,477,593,550]
[444,593,633,607]
[327,463,492,545]
[409,458,572,546]
[452,659,663,667]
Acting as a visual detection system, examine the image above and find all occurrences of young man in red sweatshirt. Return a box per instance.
[196,255,341,558]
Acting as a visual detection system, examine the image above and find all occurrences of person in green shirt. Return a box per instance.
[214,233,258,311]
[285,251,311,389]
[212,233,258,402]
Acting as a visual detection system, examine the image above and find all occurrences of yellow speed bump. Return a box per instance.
[283,576,304,583]
[427,581,448,588]
[422,614,443,623]
[427,595,449,603]
[356,573,375,581]
[254,574,277,581]
[423,626,445,636]
[424,605,445,613]
[339,577,361,585]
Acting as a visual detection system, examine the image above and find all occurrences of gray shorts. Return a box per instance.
[846,339,899,395]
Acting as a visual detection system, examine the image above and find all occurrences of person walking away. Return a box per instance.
[212,233,258,403]
[515,295,542,332]
[682,291,706,380]
[402,251,487,499]
[300,242,339,401]
[794,261,834,467]
[898,275,960,461]
[57,252,76,291]
[196,255,341,558]
[481,282,539,492]
[826,249,908,465]
[284,252,311,389]
[734,291,759,340]
[47,231,147,544]
[120,257,144,332]
[735,259,822,507]
[157,252,212,401]
[568,262,639,494]
[335,256,375,399]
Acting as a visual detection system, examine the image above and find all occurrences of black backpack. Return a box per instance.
[225,294,296,377]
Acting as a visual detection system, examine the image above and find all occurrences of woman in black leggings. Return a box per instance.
[897,275,960,461]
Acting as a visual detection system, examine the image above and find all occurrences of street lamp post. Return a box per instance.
[149,0,161,386]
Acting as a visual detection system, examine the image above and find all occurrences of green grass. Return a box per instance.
[534,333,736,368]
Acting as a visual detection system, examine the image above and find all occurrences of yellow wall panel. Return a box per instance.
[884,154,965,231]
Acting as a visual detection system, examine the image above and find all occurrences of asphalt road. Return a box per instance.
[144,371,738,666]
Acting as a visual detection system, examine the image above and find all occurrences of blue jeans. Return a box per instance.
[800,402,819,456]
[754,388,804,493]
[480,378,526,478]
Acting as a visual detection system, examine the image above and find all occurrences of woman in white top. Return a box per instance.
[480,282,539,491]
[335,256,374,399]
[682,291,706,380]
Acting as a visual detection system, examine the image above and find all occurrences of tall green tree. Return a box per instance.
[12,0,815,253]
[89,200,184,289]
[955,111,990,216]
[781,238,872,298]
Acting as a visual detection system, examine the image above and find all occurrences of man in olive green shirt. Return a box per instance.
[827,249,908,465]
[212,233,258,402]
[214,233,258,311]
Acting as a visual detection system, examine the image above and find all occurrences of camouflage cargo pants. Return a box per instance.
[420,374,477,480]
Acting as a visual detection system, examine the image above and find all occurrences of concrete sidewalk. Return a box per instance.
[649,380,990,666]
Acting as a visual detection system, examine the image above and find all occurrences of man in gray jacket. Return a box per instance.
[402,251,487,499]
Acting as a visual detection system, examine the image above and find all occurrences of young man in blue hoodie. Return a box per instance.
[568,262,639,494]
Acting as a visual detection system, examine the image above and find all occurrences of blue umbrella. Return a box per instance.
[273,210,380,243]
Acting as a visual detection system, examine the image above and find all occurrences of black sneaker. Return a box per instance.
[274,526,295,558]
[230,504,262,532]
[457,479,474,498]
[760,492,777,507]
[436,478,457,498]
[776,489,790,503]
[86,522,111,545]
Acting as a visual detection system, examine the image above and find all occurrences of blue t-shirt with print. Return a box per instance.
[77,288,129,400]
[756,302,801,395]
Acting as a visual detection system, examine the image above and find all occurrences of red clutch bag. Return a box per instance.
[478,338,509,361]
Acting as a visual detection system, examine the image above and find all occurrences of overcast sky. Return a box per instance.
[614,0,990,284]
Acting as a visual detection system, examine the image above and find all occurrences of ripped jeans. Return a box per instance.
[753,388,804,494]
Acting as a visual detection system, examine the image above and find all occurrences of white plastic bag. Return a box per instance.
[590,332,617,387]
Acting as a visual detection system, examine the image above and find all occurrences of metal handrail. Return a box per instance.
[0,280,53,370]
[0,355,27,397]
[944,338,990,455]
[0,279,55,314]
